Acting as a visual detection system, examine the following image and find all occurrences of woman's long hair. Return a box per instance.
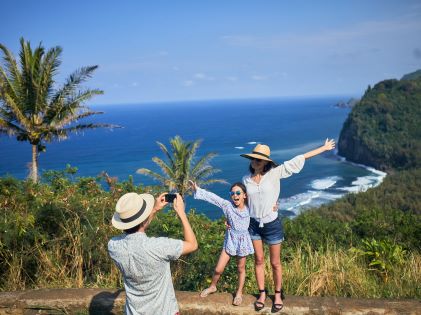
[249,161,276,175]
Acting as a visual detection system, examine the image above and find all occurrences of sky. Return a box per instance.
[2,0,421,105]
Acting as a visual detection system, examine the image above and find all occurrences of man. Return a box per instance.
[108,192,198,315]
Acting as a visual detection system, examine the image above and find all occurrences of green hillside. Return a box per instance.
[338,74,421,170]
[401,69,421,80]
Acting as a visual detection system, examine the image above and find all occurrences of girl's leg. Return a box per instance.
[200,249,231,297]
[269,243,283,305]
[235,256,247,297]
[253,240,266,303]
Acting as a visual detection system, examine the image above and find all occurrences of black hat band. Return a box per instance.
[120,201,147,223]
[252,151,270,159]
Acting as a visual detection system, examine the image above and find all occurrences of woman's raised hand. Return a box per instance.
[189,180,198,192]
[324,138,336,151]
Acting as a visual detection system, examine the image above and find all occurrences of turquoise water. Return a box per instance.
[0,97,384,219]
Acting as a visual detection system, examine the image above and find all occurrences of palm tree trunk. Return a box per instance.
[30,144,39,182]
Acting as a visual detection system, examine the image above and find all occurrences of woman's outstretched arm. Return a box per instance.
[303,138,336,159]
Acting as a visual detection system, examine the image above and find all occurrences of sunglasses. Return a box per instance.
[251,157,264,162]
[229,190,243,196]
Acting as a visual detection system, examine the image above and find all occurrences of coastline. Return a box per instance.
[279,154,388,218]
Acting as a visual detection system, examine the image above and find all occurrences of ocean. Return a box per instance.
[0,97,386,220]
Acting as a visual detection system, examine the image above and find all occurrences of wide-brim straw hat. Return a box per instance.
[240,144,278,166]
[111,192,155,230]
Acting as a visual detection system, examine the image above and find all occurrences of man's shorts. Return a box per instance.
[248,217,284,245]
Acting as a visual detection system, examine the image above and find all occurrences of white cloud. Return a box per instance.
[251,75,267,81]
[194,73,214,80]
[182,80,194,87]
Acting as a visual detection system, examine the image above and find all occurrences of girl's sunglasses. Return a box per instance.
[229,190,242,196]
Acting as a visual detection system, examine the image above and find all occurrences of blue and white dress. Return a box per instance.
[194,187,254,257]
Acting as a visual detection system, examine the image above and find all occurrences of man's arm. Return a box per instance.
[173,194,198,255]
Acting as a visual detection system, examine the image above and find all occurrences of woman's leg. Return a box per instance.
[253,240,266,303]
[269,243,283,305]
[235,256,247,297]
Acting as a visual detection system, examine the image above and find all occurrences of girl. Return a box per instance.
[190,180,254,306]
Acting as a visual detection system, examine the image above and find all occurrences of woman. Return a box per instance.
[241,139,335,312]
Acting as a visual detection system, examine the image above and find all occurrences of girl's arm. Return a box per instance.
[190,180,231,215]
[303,138,335,159]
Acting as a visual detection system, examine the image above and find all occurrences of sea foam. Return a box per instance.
[279,158,387,218]
[279,190,342,216]
[310,176,341,190]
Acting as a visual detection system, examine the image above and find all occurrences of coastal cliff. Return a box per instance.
[338,71,421,171]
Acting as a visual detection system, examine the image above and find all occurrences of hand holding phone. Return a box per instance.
[164,193,177,203]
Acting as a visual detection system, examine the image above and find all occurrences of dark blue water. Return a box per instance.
[0,97,383,219]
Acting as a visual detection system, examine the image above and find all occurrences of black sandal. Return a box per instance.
[271,289,284,313]
[254,289,266,311]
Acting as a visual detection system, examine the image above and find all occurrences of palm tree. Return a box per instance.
[137,135,226,196]
[0,38,116,182]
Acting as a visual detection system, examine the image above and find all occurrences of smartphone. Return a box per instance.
[164,193,177,203]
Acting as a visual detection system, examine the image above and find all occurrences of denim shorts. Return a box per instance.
[248,217,284,245]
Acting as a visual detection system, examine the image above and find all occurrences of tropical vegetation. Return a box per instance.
[0,168,419,298]
[0,38,114,182]
[136,135,226,196]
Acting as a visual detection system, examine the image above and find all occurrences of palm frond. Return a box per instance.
[151,157,175,179]
[36,46,62,112]
[49,66,99,105]
[19,38,39,114]
[0,117,24,136]
[198,178,228,186]
[61,123,117,133]
[46,88,103,125]
[156,141,176,170]
[191,152,218,174]
[48,110,104,128]
[136,168,168,184]
[0,42,21,99]
[0,92,32,131]
[194,166,222,180]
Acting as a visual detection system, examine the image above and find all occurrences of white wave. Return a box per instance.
[310,176,341,190]
[335,155,387,191]
[351,176,374,186]
[234,146,244,150]
[247,141,257,144]
[279,190,343,216]
[277,156,388,218]
[337,185,368,193]
[337,174,381,193]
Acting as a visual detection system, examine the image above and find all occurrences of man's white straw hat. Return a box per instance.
[111,193,155,230]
